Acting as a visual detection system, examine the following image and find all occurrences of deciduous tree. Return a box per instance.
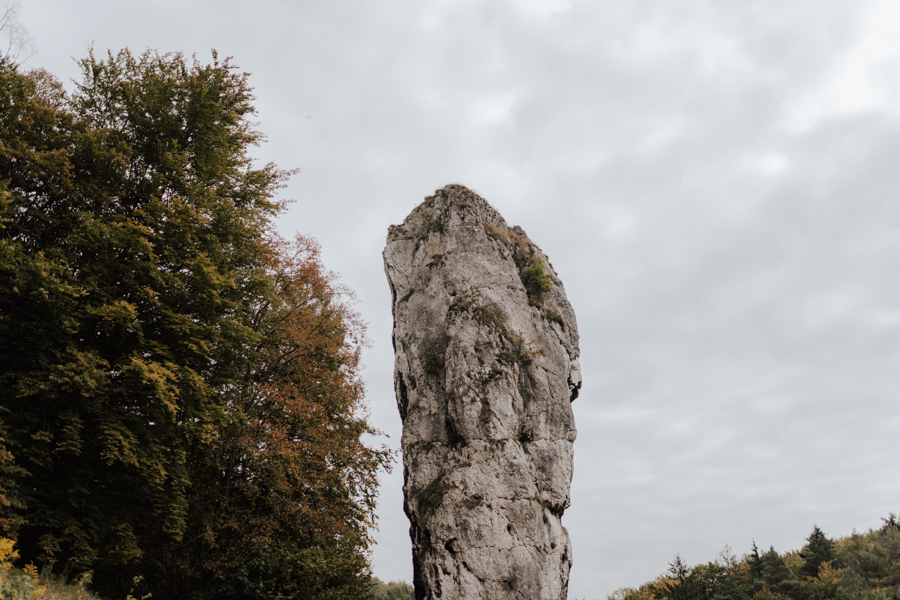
[0,49,389,599]
[160,235,392,600]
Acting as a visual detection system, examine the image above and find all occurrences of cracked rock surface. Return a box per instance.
[384,185,581,600]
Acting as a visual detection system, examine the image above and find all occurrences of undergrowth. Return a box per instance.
[0,538,100,600]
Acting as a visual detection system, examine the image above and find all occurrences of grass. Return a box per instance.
[448,294,475,313]
[0,567,98,599]
[449,294,506,330]
[0,538,145,600]
[543,307,565,328]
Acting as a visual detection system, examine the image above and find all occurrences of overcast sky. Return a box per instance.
[18,0,900,597]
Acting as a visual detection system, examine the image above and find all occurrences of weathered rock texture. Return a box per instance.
[384,185,581,600]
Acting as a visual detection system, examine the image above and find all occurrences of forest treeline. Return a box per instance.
[368,577,414,600]
[0,47,392,599]
[612,515,900,600]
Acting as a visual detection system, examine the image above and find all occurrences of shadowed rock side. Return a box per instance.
[384,185,581,600]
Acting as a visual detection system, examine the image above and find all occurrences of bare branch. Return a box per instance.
[0,1,35,64]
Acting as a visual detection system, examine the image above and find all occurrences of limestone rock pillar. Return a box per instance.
[384,185,581,600]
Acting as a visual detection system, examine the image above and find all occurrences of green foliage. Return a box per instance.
[369,576,414,600]
[498,350,519,365]
[0,50,389,600]
[654,555,703,600]
[801,525,836,579]
[0,419,25,540]
[838,514,900,590]
[521,257,553,306]
[0,570,42,600]
[612,514,900,600]
[753,546,801,598]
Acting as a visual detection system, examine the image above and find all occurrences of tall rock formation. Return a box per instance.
[384,185,581,600]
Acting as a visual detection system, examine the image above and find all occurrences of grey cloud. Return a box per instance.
[20,0,900,596]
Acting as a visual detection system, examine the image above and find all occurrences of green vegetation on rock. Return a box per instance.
[522,257,553,306]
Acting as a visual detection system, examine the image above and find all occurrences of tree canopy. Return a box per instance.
[801,525,836,579]
[0,48,390,600]
[611,518,900,600]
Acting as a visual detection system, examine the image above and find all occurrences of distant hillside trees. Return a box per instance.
[0,48,390,600]
[612,516,900,600]
[369,577,415,600]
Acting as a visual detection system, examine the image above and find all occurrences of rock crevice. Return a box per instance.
[384,185,580,600]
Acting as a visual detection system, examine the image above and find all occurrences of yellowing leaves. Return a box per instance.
[0,49,381,600]
[97,421,140,468]
[0,537,20,567]
[122,356,179,417]
[86,299,139,331]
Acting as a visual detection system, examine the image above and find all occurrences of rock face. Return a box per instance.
[384,185,581,600]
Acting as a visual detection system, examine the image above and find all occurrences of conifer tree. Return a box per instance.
[748,541,764,584]
[657,555,702,600]
[754,547,802,599]
[801,525,836,579]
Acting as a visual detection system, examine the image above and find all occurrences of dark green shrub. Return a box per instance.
[521,257,553,306]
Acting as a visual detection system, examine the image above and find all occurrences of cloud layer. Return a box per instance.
[21,0,900,595]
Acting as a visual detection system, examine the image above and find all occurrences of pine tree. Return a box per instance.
[757,547,801,598]
[748,541,764,586]
[656,555,702,600]
[801,525,836,579]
